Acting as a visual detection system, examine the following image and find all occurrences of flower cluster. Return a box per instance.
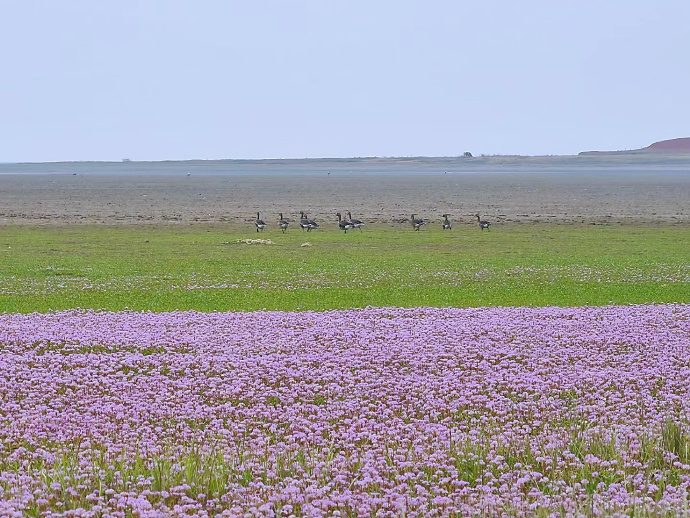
[1,304,690,516]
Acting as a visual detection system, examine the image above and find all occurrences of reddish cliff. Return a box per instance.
[579,137,690,155]
[640,137,690,152]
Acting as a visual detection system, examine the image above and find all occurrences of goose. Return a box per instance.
[306,213,319,231]
[442,214,452,230]
[336,213,354,233]
[255,212,266,232]
[410,214,425,231]
[476,214,491,231]
[299,211,310,231]
[300,212,319,232]
[346,211,364,230]
[278,213,289,233]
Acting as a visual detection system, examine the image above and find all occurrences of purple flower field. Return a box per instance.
[1,305,690,517]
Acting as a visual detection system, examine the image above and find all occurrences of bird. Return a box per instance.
[255,212,266,232]
[306,214,319,231]
[299,211,310,231]
[347,212,364,230]
[442,214,452,230]
[278,213,289,233]
[410,214,425,231]
[336,213,354,233]
[300,212,319,232]
[476,214,491,230]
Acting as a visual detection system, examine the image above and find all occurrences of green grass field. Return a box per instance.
[1,223,688,313]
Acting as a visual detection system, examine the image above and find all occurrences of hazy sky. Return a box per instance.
[2,0,689,162]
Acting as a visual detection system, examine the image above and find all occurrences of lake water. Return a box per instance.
[2,154,690,178]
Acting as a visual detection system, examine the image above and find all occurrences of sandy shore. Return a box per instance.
[1,156,689,227]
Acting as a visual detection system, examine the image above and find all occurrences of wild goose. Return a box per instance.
[336,212,354,233]
[346,211,364,230]
[442,214,452,230]
[255,212,266,232]
[476,214,491,231]
[278,213,289,233]
[306,213,319,231]
[299,211,310,231]
[410,214,425,231]
[300,212,319,232]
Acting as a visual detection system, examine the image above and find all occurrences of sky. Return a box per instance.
[1,0,689,162]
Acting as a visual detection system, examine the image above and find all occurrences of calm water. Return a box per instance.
[2,155,690,178]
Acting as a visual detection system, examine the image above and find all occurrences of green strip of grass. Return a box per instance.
[1,224,688,313]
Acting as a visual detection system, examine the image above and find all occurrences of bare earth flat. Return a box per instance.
[1,155,689,227]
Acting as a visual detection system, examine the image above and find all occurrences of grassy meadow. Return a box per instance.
[1,222,688,313]
[3,222,690,515]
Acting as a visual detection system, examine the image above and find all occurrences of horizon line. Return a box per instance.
[1,153,581,165]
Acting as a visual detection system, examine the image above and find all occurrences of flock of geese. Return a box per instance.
[254,212,492,233]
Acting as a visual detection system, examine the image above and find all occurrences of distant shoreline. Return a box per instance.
[578,150,690,156]
[3,152,690,169]
[1,158,689,227]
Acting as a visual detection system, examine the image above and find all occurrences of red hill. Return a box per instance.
[640,137,690,153]
[579,137,690,155]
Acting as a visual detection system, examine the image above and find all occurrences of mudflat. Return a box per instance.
[1,155,689,228]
